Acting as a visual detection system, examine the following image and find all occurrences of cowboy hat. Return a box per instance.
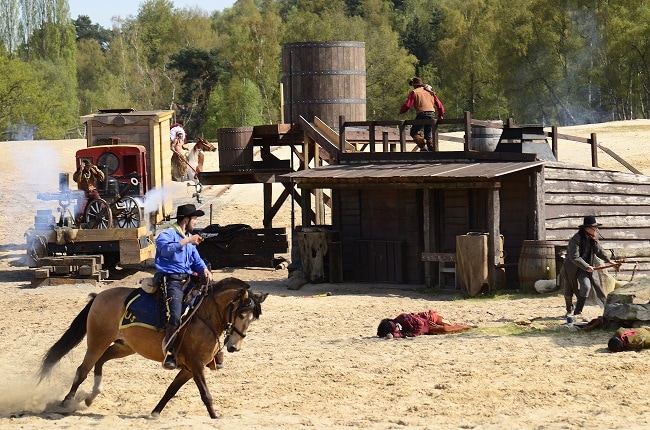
[409,77,424,87]
[580,215,602,228]
[176,204,205,220]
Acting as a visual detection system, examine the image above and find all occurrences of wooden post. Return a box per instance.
[433,121,439,152]
[263,183,272,228]
[423,188,432,287]
[532,166,546,240]
[339,115,346,153]
[314,143,323,224]
[464,111,471,151]
[369,122,375,153]
[487,186,502,290]
[399,121,406,152]
[551,125,558,160]
[382,131,389,152]
[591,133,598,168]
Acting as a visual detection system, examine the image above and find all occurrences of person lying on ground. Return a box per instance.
[607,326,650,352]
[377,310,473,339]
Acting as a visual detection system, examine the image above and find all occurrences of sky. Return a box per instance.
[68,0,236,28]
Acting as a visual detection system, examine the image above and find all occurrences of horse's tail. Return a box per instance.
[38,293,96,382]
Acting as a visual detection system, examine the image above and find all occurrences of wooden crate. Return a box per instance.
[198,228,288,269]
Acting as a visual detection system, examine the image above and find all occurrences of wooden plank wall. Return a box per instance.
[84,112,174,221]
[544,163,650,277]
[338,188,420,283]
[500,171,534,266]
[438,189,471,251]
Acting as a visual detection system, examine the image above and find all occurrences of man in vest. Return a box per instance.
[399,77,445,152]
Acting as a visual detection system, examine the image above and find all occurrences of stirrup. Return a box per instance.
[162,352,177,370]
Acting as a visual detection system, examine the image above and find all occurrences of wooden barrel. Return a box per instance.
[518,240,557,293]
[217,127,254,171]
[282,41,366,126]
[471,120,503,152]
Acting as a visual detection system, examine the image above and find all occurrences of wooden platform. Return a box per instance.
[26,226,155,266]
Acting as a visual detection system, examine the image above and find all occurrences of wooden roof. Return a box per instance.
[285,161,544,188]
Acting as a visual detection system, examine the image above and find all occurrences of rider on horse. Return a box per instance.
[154,203,213,370]
[170,123,187,154]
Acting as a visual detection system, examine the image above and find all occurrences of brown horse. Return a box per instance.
[172,137,216,181]
[38,277,268,418]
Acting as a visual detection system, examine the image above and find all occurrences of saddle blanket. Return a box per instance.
[120,288,167,330]
[120,287,203,330]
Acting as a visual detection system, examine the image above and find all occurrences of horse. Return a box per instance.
[38,277,268,419]
[171,137,216,182]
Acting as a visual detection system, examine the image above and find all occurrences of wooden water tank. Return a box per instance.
[282,41,366,126]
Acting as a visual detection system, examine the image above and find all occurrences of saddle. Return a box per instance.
[120,278,206,330]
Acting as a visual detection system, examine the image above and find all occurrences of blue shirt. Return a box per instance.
[154,224,207,275]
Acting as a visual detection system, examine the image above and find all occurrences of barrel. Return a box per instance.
[471,120,503,152]
[518,240,557,293]
[282,41,366,126]
[217,127,254,171]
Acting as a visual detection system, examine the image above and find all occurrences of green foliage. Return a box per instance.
[6,0,650,139]
[169,47,226,135]
[0,54,65,138]
[361,0,418,120]
[73,15,113,49]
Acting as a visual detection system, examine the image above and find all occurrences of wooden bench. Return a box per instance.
[421,252,457,288]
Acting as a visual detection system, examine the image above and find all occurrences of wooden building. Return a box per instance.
[286,118,650,292]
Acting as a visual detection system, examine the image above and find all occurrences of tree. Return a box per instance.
[73,15,112,50]
[360,0,418,120]
[168,47,226,136]
[210,0,283,126]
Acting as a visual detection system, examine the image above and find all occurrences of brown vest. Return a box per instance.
[412,87,435,113]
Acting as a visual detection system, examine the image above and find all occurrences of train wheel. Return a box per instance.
[85,199,113,229]
[114,196,141,228]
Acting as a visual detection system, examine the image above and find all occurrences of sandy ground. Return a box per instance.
[0,121,649,429]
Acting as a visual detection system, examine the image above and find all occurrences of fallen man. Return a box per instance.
[607,327,650,352]
[377,310,473,338]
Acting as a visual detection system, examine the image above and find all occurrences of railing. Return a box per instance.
[336,112,640,174]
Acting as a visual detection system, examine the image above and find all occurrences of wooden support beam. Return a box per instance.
[423,188,432,287]
[532,166,546,240]
[487,187,503,290]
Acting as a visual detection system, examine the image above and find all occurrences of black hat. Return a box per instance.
[580,216,602,228]
[176,204,205,220]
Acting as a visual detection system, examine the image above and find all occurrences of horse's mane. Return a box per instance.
[210,277,251,292]
[207,277,266,319]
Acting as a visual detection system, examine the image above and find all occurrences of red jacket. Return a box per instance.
[391,310,443,338]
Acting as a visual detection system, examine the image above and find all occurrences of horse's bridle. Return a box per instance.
[222,289,251,343]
